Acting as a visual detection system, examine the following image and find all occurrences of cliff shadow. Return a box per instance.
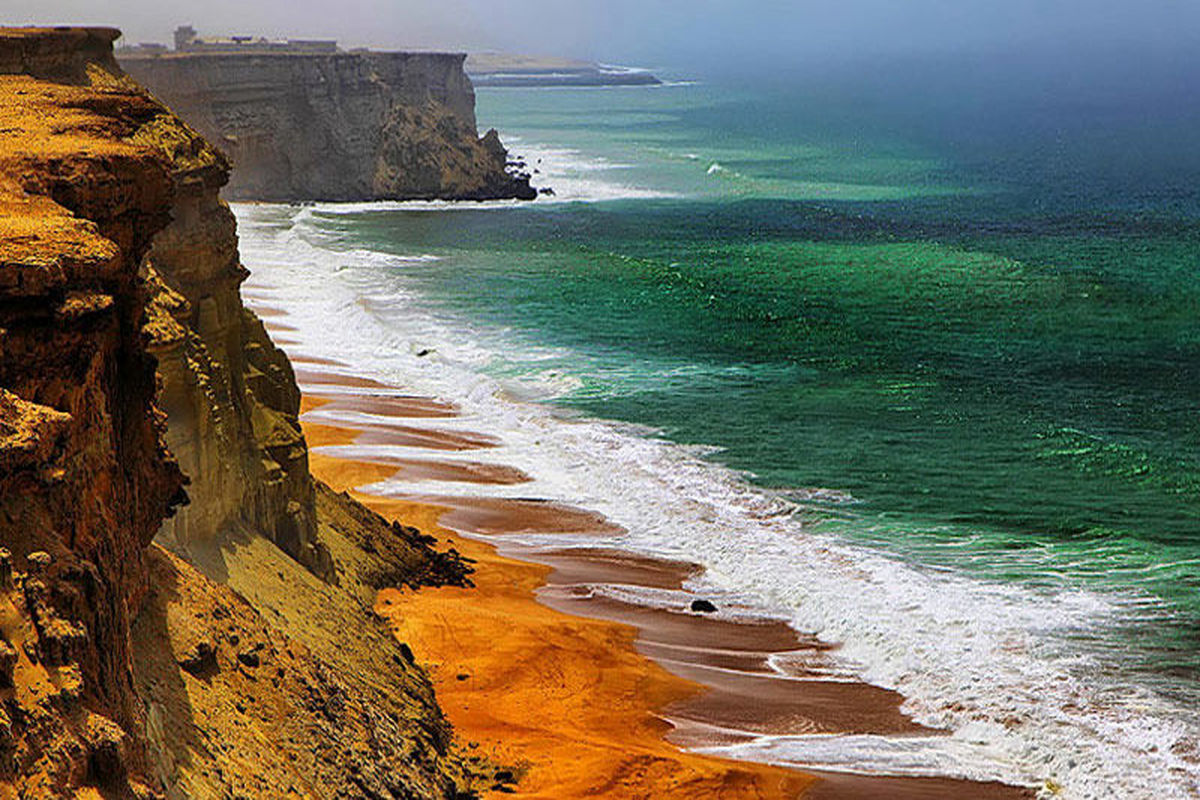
[130,546,212,799]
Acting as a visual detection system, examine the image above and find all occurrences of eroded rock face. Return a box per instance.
[135,536,473,800]
[0,27,477,798]
[137,89,331,577]
[0,26,186,796]
[122,51,537,201]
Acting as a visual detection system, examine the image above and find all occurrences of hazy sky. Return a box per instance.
[5,1,1200,71]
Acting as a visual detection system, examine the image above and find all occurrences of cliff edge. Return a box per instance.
[135,77,331,576]
[121,51,537,202]
[0,27,480,799]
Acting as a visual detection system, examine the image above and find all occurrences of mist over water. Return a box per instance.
[13,0,1200,79]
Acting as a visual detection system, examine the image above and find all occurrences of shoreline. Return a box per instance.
[277,318,1036,798]
[303,393,816,798]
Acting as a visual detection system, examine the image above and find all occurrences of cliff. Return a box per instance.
[0,28,187,796]
[0,27,480,799]
[135,85,331,576]
[120,51,537,202]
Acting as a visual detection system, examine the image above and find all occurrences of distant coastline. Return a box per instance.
[466,51,662,87]
[119,31,664,89]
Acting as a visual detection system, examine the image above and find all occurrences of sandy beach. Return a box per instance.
[278,327,1036,799]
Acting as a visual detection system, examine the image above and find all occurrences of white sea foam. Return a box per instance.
[478,79,700,92]
[233,202,1200,800]
[509,139,678,202]
[697,732,1028,784]
[303,198,532,213]
[595,63,656,76]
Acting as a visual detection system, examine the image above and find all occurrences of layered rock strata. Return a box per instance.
[121,51,537,201]
[0,27,188,796]
[136,85,331,576]
[0,27,478,799]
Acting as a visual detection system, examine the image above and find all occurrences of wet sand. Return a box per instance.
[354,457,530,485]
[288,353,349,367]
[534,547,700,590]
[352,425,501,451]
[410,495,625,538]
[293,367,398,390]
[369,499,817,799]
[245,303,288,318]
[292,361,1036,798]
[300,392,501,449]
[310,393,460,419]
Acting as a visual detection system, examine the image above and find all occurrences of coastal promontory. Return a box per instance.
[120,40,536,202]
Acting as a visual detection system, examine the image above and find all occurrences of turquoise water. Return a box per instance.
[251,75,1200,794]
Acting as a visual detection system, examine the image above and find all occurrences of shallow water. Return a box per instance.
[234,73,1200,798]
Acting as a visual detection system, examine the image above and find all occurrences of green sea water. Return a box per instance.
[298,76,1200,716]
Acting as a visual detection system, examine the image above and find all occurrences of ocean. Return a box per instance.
[234,66,1200,799]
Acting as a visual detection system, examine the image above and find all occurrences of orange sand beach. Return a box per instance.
[270,312,1035,799]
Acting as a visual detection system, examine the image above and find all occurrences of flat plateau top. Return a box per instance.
[0,26,120,40]
[118,49,466,60]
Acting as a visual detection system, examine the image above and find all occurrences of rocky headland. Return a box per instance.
[0,27,485,799]
[120,50,537,202]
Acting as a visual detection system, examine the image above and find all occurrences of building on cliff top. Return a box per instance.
[170,24,338,54]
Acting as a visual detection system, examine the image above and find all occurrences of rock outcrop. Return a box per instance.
[121,51,537,202]
[136,84,331,576]
[0,27,480,799]
[0,27,188,796]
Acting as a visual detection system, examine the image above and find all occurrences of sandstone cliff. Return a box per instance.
[136,86,331,577]
[0,28,479,799]
[0,28,186,796]
[121,52,537,202]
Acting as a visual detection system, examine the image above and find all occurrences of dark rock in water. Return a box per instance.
[539,187,556,197]
[416,349,432,357]
[690,599,718,614]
